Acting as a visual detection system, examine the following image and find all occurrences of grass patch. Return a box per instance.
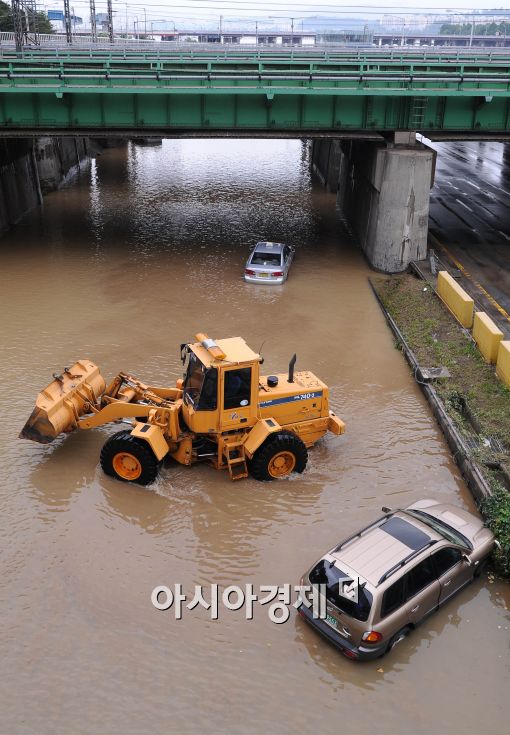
[482,479,510,578]
[372,273,510,577]
[373,274,510,447]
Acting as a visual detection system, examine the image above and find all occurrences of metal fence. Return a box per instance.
[1,32,510,61]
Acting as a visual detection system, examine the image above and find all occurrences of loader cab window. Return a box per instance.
[224,368,252,410]
[183,353,217,411]
[197,368,217,410]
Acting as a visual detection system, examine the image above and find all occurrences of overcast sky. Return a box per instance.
[43,1,510,29]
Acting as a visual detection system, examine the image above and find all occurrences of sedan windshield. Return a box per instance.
[404,509,473,550]
[250,252,282,266]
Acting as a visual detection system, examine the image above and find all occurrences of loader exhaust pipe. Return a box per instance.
[288,354,296,383]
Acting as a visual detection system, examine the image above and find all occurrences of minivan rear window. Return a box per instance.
[309,560,372,622]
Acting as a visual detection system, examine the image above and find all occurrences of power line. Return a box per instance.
[64,0,507,19]
[107,4,507,18]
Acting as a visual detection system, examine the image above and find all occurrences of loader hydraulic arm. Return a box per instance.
[20,361,183,444]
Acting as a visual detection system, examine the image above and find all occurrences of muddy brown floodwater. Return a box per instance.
[0,139,508,735]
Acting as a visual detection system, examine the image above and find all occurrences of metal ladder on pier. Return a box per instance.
[409,97,428,129]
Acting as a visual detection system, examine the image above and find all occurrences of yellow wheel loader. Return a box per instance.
[20,334,345,485]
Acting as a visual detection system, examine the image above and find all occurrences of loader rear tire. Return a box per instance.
[100,430,160,485]
[248,431,308,481]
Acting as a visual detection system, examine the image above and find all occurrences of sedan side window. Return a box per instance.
[284,246,290,260]
[406,557,436,600]
[431,548,463,577]
[381,577,405,618]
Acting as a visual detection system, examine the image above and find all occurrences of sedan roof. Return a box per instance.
[254,241,285,252]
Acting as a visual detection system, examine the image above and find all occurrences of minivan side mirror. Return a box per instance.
[462,554,473,566]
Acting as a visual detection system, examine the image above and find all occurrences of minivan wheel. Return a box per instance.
[387,626,411,653]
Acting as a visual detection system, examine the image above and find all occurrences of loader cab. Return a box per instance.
[181,334,260,434]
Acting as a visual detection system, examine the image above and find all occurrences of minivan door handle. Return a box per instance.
[443,580,452,587]
[410,605,420,613]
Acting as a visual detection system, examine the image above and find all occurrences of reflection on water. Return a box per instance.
[0,139,508,735]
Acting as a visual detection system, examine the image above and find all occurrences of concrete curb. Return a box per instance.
[369,277,492,503]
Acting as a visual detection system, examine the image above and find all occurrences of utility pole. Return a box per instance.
[12,0,44,50]
[24,0,39,44]
[90,0,97,42]
[255,20,258,46]
[63,0,73,43]
[291,17,294,45]
[144,8,147,36]
[11,0,25,51]
[219,15,223,42]
[106,0,114,43]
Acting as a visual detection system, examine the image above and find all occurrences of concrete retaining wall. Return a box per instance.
[35,137,89,193]
[311,139,344,192]
[0,139,42,234]
[0,136,98,235]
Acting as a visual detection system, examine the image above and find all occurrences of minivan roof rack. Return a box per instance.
[377,539,438,586]
[334,511,394,553]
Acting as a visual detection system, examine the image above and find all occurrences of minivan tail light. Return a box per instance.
[362,631,383,644]
[343,649,358,660]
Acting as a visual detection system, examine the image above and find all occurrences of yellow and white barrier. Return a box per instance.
[496,341,510,389]
[437,271,474,328]
[472,312,504,364]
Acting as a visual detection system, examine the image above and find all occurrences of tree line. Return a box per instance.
[440,21,510,36]
[0,1,53,34]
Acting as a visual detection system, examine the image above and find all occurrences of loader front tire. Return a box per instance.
[248,431,308,481]
[100,430,160,485]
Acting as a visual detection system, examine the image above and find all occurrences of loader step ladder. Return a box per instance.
[224,441,248,481]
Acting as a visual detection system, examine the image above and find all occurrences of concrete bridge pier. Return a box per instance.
[312,136,435,273]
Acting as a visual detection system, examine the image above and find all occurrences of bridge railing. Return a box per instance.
[0,32,160,49]
[1,32,510,62]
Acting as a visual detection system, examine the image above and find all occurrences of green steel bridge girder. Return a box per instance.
[0,89,509,133]
[0,52,509,132]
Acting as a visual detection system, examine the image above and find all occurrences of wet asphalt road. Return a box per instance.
[426,140,510,334]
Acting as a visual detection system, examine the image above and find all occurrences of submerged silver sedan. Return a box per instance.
[244,241,295,285]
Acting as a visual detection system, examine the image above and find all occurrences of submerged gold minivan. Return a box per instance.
[299,499,495,661]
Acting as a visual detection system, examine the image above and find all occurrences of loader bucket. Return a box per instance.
[20,360,106,444]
